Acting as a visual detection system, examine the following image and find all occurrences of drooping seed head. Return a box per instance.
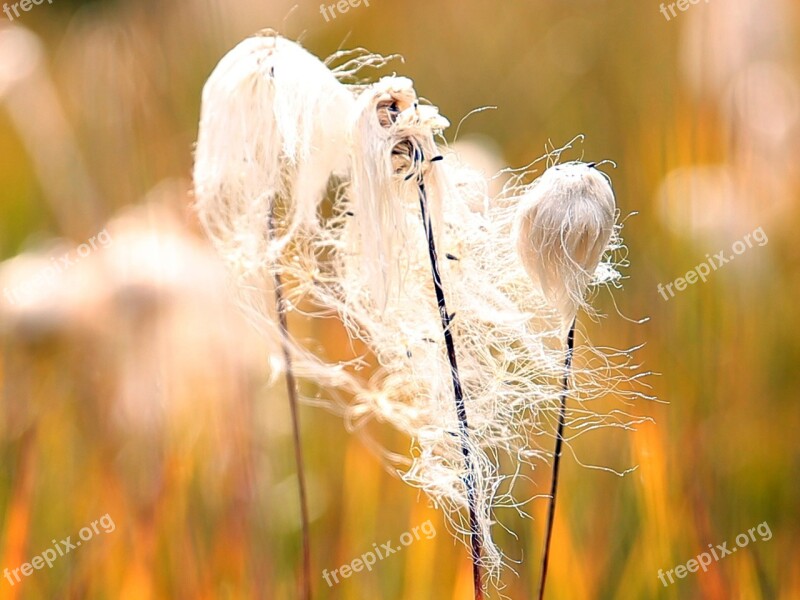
[347,76,449,307]
[193,31,354,266]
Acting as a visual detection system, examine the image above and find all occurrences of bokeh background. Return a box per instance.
[0,0,798,598]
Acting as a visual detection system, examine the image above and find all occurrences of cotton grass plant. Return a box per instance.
[194,31,357,600]
[193,31,650,598]
[513,160,618,599]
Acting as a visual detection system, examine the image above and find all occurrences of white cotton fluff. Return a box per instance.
[193,31,354,269]
[513,162,617,324]
[303,80,649,582]
[192,32,365,392]
[346,76,450,308]
[192,33,650,591]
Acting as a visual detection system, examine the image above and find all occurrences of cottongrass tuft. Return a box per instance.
[193,33,652,596]
[193,31,362,391]
[194,31,353,269]
[193,32,362,600]
[514,161,617,326]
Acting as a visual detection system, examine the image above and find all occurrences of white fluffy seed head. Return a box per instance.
[513,161,616,323]
[193,31,354,268]
[347,76,449,308]
[191,33,647,587]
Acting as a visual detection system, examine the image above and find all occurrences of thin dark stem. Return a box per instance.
[268,206,312,600]
[537,319,576,600]
[417,175,484,600]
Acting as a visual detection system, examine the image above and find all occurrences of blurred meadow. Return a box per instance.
[0,0,798,598]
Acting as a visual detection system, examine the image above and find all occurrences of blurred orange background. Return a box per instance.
[0,0,798,598]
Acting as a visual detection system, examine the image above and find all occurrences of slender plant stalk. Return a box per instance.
[416,171,484,600]
[268,205,312,600]
[537,319,576,600]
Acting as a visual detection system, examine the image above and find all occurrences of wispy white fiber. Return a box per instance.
[193,32,362,391]
[194,31,353,268]
[193,33,649,589]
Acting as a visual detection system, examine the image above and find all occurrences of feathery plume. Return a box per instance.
[512,161,618,600]
[513,161,617,325]
[352,76,485,596]
[344,76,449,307]
[193,33,650,597]
[193,32,356,600]
[194,30,354,268]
